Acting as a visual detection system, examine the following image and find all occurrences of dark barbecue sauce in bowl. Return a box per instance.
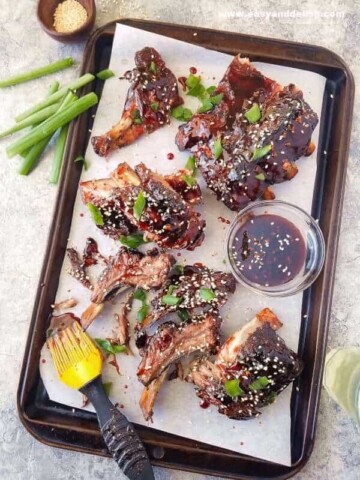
[226,200,325,297]
[231,214,306,287]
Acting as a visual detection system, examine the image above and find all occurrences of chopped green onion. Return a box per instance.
[150,101,159,111]
[137,303,149,322]
[162,294,183,306]
[95,338,127,355]
[133,288,147,302]
[213,138,223,160]
[197,99,213,113]
[0,103,61,139]
[49,91,77,184]
[133,190,146,220]
[188,83,206,98]
[224,379,244,397]
[15,73,95,122]
[48,81,60,95]
[249,376,270,391]
[177,309,190,321]
[186,74,201,89]
[133,288,149,323]
[149,61,157,74]
[74,155,89,171]
[252,144,272,161]
[171,105,193,122]
[266,391,277,404]
[131,109,143,125]
[255,173,266,181]
[182,174,197,187]
[0,57,74,89]
[245,103,261,123]
[119,233,147,249]
[185,155,196,174]
[102,382,112,396]
[167,285,177,295]
[199,287,216,301]
[210,93,224,105]
[206,86,216,94]
[18,91,76,176]
[7,92,98,158]
[49,123,69,184]
[173,264,184,275]
[96,69,115,80]
[18,137,49,176]
[88,203,104,226]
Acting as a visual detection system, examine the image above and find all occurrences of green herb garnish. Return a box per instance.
[133,190,146,220]
[197,98,213,113]
[137,303,149,322]
[249,376,270,391]
[87,203,104,226]
[255,172,266,181]
[103,382,112,396]
[95,338,127,355]
[245,103,261,123]
[96,69,115,80]
[133,288,149,323]
[149,61,157,74]
[199,287,216,301]
[150,101,159,111]
[182,174,197,187]
[266,391,277,404]
[177,309,190,321]
[186,74,201,90]
[252,144,272,161]
[119,233,147,249]
[171,105,193,122]
[74,155,89,171]
[173,264,184,275]
[210,92,224,105]
[213,138,223,160]
[224,379,244,397]
[131,109,143,125]
[133,288,146,302]
[185,155,196,174]
[206,85,216,95]
[162,294,183,306]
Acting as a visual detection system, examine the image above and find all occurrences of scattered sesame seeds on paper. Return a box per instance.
[40,23,326,466]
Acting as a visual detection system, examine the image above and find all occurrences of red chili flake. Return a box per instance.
[167,152,174,160]
[41,359,46,364]
[189,66,197,74]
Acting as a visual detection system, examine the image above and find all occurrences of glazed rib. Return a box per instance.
[187,308,303,420]
[80,162,205,250]
[175,55,318,212]
[140,264,236,329]
[92,47,183,156]
[137,313,220,386]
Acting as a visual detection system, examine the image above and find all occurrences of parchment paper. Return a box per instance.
[40,23,326,466]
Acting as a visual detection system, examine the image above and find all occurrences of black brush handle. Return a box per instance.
[80,376,154,480]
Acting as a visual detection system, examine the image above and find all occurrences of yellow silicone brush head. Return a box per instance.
[47,319,102,390]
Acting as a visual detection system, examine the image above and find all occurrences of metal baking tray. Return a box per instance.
[17,19,354,479]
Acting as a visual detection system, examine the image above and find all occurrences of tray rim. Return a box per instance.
[17,18,355,480]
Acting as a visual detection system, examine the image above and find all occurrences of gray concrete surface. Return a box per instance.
[0,1,359,479]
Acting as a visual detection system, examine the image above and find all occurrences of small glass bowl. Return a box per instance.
[225,200,325,297]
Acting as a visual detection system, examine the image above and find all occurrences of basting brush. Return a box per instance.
[47,320,154,480]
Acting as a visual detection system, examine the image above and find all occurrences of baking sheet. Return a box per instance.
[40,23,326,466]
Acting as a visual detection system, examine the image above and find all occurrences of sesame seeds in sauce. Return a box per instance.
[230,214,306,287]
